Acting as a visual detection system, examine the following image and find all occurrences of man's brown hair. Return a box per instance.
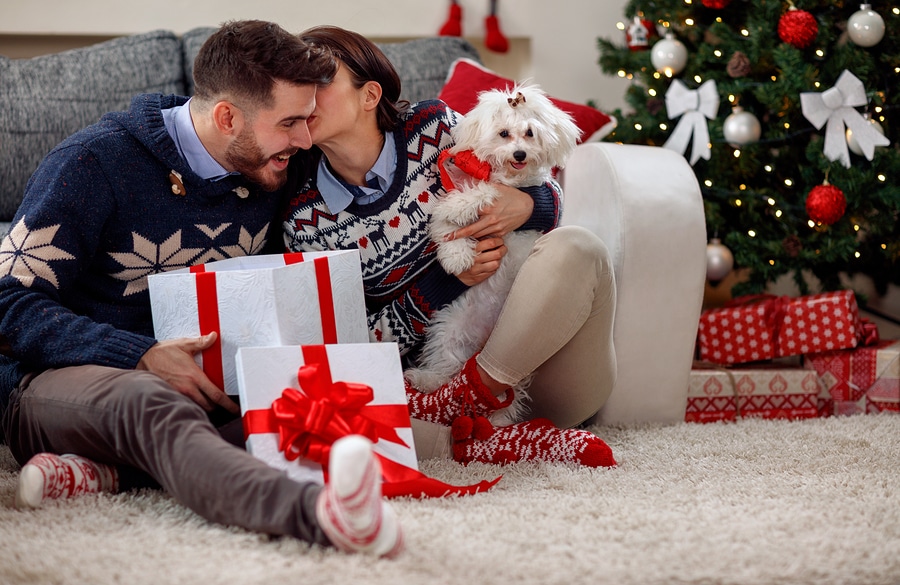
[193,20,337,109]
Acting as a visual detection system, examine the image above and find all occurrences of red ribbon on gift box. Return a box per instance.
[190,253,338,393]
[242,345,501,498]
[725,294,791,347]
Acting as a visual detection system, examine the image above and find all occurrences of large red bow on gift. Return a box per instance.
[271,363,408,466]
[243,352,501,498]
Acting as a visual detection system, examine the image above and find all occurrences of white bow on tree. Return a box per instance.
[663,79,719,165]
[800,69,890,168]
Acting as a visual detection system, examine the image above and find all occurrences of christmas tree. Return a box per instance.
[597,0,899,298]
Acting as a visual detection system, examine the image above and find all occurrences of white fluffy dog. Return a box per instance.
[404,83,581,424]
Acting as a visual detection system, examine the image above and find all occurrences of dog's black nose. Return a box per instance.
[513,150,526,162]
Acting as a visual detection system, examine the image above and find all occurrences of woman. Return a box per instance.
[284,26,617,468]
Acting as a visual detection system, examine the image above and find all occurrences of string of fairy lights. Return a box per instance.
[609,1,896,276]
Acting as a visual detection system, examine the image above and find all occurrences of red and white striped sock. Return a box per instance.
[16,453,119,509]
[452,418,617,468]
[316,436,404,558]
[405,354,514,426]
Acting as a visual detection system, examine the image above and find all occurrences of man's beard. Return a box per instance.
[225,128,296,192]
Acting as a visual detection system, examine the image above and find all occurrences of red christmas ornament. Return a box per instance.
[778,7,819,49]
[701,0,732,8]
[806,183,846,225]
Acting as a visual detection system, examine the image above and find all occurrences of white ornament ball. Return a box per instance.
[651,34,688,76]
[706,238,734,282]
[846,116,886,155]
[723,107,762,147]
[848,4,885,47]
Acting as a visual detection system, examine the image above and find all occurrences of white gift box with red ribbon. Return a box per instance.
[236,343,502,498]
[148,251,368,396]
[236,343,417,486]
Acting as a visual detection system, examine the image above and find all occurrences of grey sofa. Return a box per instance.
[0,27,480,237]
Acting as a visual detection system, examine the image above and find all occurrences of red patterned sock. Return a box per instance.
[317,436,404,558]
[405,355,514,426]
[452,419,617,468]
[16,453,119,509]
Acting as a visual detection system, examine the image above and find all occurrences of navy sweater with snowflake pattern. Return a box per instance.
[0,93,290,410]
[283,100,561,357]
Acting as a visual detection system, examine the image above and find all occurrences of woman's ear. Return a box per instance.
[362,81,383,112]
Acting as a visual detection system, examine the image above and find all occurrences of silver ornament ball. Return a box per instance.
[848,4,885,47]
[706,238,734,281]
[651,34,688,76]
[723,107,761,147]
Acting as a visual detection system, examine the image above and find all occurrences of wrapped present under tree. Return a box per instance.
[697,291,864,365]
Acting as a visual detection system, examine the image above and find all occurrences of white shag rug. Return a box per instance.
[2,415,899,585]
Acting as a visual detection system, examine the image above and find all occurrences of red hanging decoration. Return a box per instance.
[778,6,819,49]
[485,0,509,53]
[439,0,463,37]
[806,182,846,226]
[701,0,732,8]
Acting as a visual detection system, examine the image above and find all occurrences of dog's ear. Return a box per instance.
[548,111,582,168]
[450,101,492,154]
[523,87,581,168]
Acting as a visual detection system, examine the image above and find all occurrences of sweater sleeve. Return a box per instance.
[518,177,562,233]
[0,144,157,372]
[367,261,468,356]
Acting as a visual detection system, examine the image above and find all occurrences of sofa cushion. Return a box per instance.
[438,58,617,143]
[0,30,185,222]
[181,26,219,97]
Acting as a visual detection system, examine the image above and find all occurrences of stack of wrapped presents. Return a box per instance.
[689,291,900,423]
[148,251,498,497]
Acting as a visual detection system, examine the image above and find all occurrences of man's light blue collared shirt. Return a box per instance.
[317,132,396,213]
[161,99,237,181]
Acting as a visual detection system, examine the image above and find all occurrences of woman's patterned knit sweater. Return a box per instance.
[283,100,561,357]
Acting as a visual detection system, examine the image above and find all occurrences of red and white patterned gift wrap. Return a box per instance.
[148,251,368,396]
[697,291,862,365]
[805,339,900,416]
[687,364,821,422]
[686,368,738,423]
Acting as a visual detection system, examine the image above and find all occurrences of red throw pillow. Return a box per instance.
[438,58,617,143]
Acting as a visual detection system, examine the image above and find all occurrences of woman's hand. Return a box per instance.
[445,184,533,241]
[455,236,507,286]
[137,332,239,413]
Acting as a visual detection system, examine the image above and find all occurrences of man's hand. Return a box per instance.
[455,236,507,286]
[137,332,239,413]
[445,184,533,241]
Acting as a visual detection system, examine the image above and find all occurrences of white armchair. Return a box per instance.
[559,142,707,426]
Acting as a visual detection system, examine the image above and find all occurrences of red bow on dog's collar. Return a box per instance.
[438,149,492,191]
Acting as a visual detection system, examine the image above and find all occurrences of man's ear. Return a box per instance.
[212,101,243,135]
[362,81,383,112]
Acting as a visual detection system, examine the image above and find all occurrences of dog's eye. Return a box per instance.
[526,128,534,137]
[499,130,509,138]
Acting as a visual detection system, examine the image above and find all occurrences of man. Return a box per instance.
[0,20,402,558]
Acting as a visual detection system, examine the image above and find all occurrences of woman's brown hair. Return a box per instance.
[299,25,410,133]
